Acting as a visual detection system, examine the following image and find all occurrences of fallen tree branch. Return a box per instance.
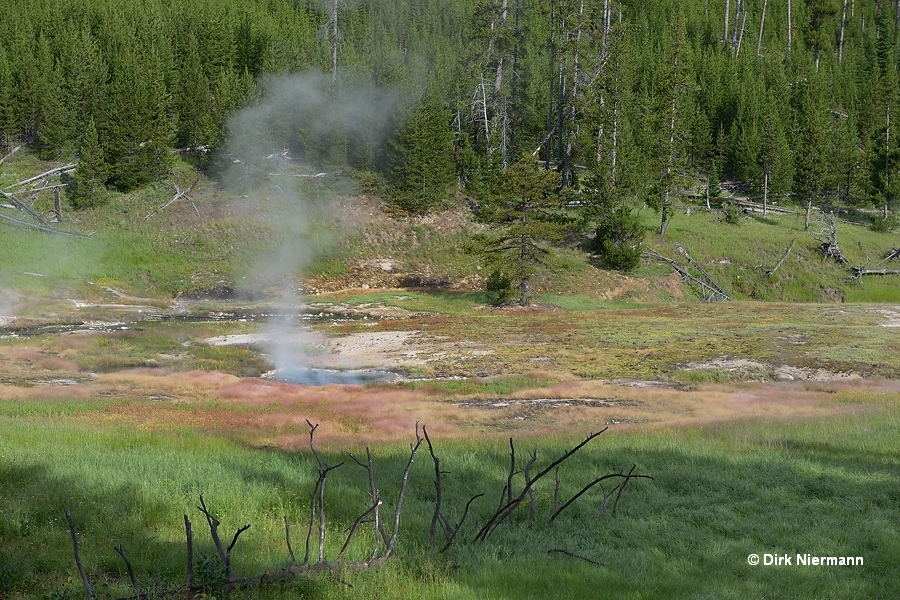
[475,429,609,542]
[0,212,90,237]
[877,247,900,265]
[0,191,48,225]
[547,548,604,566]
[851,267,900,280]
[143,175,200,221]
[675,244,730,298]
[4,163,75,191]
[644,249,730,301]
[0,144,21,165]
[64,509,94,600]
[113,545,143,597]
[766,239,795,276]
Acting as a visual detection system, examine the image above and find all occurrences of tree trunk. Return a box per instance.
[839,0,848,64]
[886,100,891,219]
[736,5,747,56]
[763,169,769,216]
[331,0,338,85]
[660,193,671,236]
[757,0,768,56]
[546,0,556,170]
[724,0,731,42]
[805,199,812,231]
[787,0,792,56]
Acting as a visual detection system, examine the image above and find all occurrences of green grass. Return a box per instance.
[0,405,898,599]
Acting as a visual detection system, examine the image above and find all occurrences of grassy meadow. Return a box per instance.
[3,152,900,599]
[0,397,898,599]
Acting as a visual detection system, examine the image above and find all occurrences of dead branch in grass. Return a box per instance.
[3,164,75,191]
[547,548,604,566]
[113,545,144,597]
[422,426,483,552]
[765,239,795,276]
[143,175,200,221]
[197,495,250,580]
[64,509,94,600]
[475,429,609,542]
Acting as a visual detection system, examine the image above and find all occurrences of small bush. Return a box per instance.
[721,202,744,225]
[485,269,513,304]
[870,214,897,232]
[588,206,643,272]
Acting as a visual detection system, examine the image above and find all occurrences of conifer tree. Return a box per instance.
[70,118,108,209]
[389,94,456,214]
[475,159,567,305]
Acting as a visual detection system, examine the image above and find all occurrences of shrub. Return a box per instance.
[721,202,744,225]
[870,214,897,232]
[485,268,513,304]
[588,206,643,272]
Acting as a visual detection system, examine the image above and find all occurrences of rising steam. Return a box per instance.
[220,70,399,381]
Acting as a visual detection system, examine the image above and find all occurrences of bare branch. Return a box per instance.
[476,429,609,542]
[113,545,143,596]
[184,515,194,587]
[336,496,381,562]
[64,509,94,600]
[384,422,423,557]
[766,239,795,276]
[284,516,296,564]
[524,450,538,523]
[0,191,48,225]
[0,144,21,166]
[547,548,604,566]
[4,163,75,190]
[439,493,485,553]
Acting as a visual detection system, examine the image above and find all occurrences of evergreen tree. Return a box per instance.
[70,118,108,209]
[103,46,175,191]
[388,94,456,214]
[475,159,567,305]
[791,76,830,223]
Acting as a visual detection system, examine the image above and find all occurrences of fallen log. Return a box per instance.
[0,212,91,238]
[3,163,75,191]
[851,267,900,279]
[766,239,795,276]
[644,249,731,301]
[143,176,200,221]
[0,190,48,225]
[0,144,22,166]
[877,247,900,264]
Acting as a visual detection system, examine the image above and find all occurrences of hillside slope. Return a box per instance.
[1,154,898,304]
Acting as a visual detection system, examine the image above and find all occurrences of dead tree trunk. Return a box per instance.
[757,0,768,56]
[724,0,731,42]
[839,0,848,64]
[787,0,792,56]
[64,509,94,600]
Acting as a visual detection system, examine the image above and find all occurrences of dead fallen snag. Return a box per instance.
[64,509,94,600]
[548,465,652,523]
[547,548,604,566]
[850,267,900,280]
[197,495,251,581]
[643,248,730,301]
[421,425,484,552]
[474,429,609,542]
